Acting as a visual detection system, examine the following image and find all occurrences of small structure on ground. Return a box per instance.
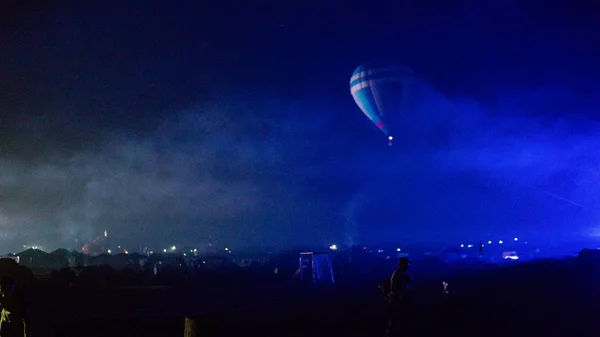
[299,252,334,285]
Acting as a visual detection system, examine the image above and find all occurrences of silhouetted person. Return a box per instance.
[0,276,29,337]
[386,257,413,337]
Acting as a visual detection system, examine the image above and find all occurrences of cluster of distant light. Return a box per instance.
[23,245,43,251]
[330,238,524,252]
[21,239,235,258]
[328,239,523,261]
[460,237,524,248]
[330,239,525,252]
[102,245,233,257]
[330,244,402,253]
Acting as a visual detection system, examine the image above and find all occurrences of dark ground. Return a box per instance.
[25,258,600,337]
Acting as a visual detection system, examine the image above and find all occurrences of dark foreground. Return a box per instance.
[28,257,600,336]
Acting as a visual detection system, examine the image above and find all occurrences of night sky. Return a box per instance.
[1,0,599,252]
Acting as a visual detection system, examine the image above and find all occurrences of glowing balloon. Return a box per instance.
[349,64,414,146]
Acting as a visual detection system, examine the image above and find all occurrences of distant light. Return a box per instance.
[104,230,108,237]
[163,248,167,253]
[225,247,229,251]
[499,240,503,244]
[488,241,492,244]
[149,251,153,254]
[396,248,401,252]
[329,244,338,251]
[107,249,112,254]
[467,244,473,248]
[183,253,187,257]
[193,248,197,253]
[514,237,518,241]
[377,249,384,253]
[171,246,176,251]
[124,250,129,254]
[504,255,519,260]
[460,244,464,248]
[388,136,393,140]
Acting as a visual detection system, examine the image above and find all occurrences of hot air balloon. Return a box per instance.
[349,64,415,146]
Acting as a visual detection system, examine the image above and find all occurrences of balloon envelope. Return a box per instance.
[349,64,414,141]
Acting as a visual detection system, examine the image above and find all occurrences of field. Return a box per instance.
[24,257,600,337]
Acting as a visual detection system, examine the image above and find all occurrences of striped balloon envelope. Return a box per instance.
[349,64,415,146]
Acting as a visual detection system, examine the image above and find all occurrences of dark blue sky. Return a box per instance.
[1,0,599,252]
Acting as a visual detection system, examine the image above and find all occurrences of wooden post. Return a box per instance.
[184,316,197,337]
